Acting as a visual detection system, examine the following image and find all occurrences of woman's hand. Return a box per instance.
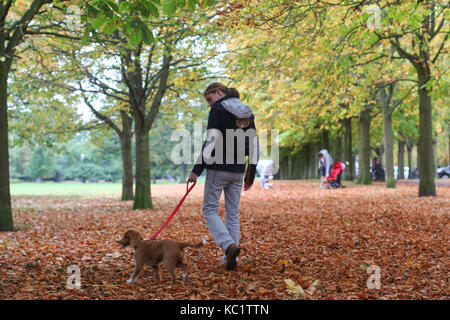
[188,172,198,183]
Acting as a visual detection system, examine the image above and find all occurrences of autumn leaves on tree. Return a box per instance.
[223,0,448,194]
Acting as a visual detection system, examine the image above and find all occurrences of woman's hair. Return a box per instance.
[204,82,240,98]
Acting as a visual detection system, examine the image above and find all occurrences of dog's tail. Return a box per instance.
[179,238,206,249]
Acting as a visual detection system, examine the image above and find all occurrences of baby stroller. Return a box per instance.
[326,162,345,189]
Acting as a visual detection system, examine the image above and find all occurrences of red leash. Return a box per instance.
[149,180,196,240]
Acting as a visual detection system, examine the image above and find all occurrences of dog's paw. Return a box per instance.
[182,274,190,282]
[201,238,207,245]
[126,279,135,284]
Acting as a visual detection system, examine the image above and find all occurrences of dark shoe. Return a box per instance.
[225,244,240,270]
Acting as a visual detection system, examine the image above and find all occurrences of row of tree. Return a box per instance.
[1,0,219,231]
[222,0,448,193]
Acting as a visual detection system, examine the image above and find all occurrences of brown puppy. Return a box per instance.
[117,229,205,284]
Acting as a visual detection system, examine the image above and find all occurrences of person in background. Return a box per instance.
[256,159,275,189]
[372,157,385,181]
[318,149,333,189]
[341,161,348,176]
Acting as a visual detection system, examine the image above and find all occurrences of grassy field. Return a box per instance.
[10,179,447,197]
[9,180,205,196]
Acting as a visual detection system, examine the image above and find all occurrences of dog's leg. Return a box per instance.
[163,258,177,284]
[178,262,189,282]
[151,265,160,283]
[127,262,143,284]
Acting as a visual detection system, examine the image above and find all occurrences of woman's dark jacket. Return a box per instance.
[191,94,258,185]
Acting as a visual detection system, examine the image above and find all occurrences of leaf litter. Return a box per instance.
[0,181,448,299]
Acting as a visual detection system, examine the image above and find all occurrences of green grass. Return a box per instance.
[9,179,205,196]
[10,182,123,196]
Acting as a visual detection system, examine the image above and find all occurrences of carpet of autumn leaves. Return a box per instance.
[0,180,449,300]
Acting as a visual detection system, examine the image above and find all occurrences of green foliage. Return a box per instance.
[27,148,56,182]
[10,133,123,182]
[83,0,216,45]
[8,60,82,150]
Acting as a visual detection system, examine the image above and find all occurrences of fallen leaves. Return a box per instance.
[284,279,321,298]
[101,252,122,263]
[0,181,448,299]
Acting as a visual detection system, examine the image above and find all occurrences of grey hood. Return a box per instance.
[220,97,253,119]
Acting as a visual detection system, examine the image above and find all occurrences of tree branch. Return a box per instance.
[80,92,123,137]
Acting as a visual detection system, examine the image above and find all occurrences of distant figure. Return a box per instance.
[318,149,333,189]
[256,159,275,189]
[372,157,385,181]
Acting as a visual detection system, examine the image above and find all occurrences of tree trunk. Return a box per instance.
[398,139,406,180]
[299,154,305,179]
[433,134,438,175]
[180,163,187,183]
[337,134,343,162]
[343,118,354,181]
[120,135,133,201]
[84,104,135,201]
[287,154,293,179]
[274,155,284,179]
[301,152,308,179]
[302,145,309,179]
[307,143,317,179]
[120,112,134,201]
[332,134,343,162]
[417,67,436,196]
[309,143,318,179]
[379,86,395,188]
[407,140,414,179]
[294,154,301,179]
[322,130,330,151]
[118,111,134,201]
[383,116,395,188]
[0,62,13,231]
[282,155,287,179]
[133,115,152,209]
[416,141,420,174]
[358,108,372,185]
[276,154,287,180]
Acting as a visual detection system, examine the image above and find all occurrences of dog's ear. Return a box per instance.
[122,230,130,241]
[129,230,142,248]
[126,230,133,237]
[117,230,133,247]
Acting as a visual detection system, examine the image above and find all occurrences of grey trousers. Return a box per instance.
[202,169,244,254]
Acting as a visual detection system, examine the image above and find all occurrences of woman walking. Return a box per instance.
[188,82,258,270]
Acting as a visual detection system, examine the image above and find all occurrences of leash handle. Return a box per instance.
[150,180,196,240]
[187,179,196,193]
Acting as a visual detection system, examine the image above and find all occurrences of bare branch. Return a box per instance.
[80,91,123,137]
